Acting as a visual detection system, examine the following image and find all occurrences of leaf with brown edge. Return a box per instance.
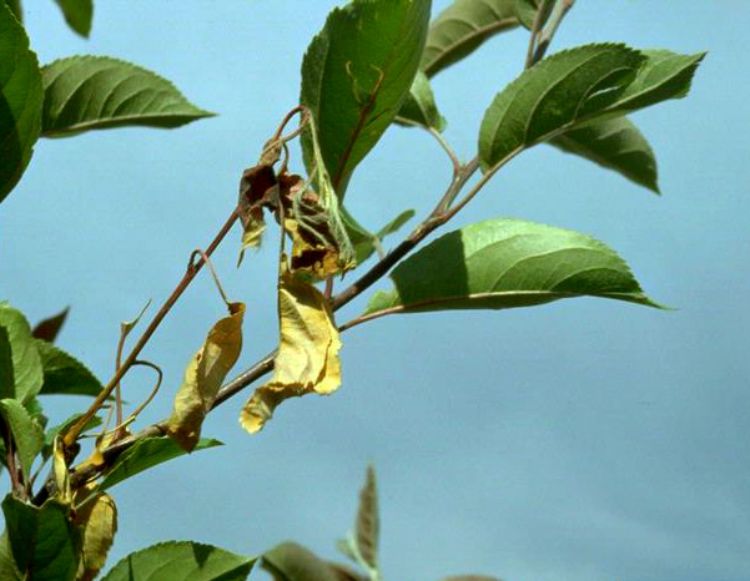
[74,487,117,581]
[31,307,69,343]
[237,162,278,265]
[167,303,244,451]
[354,465,379,571]
[240,267,341,434]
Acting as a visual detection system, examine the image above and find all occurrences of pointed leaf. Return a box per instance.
[0,398,44,480]
[101,541,255,581]
[240,270,341,433]
[2,496,79,581]
[354,465,379,571]
[41,56,214,137]
[421,0,520,77]
[365,217,660,318]
[0,3,42,204]
[166,303,244,451]
[300,0,431,194]
[344,208,415,265]
[99,436,221,491]
[73,490,117,581]
[479,44,704,172]
[551,116,659,192]
[0,304,43,402]
[53,0,93,37]
[262,542,341,581]
[31,307,69,343]
[396,71,446,131]
[34,339,103,397]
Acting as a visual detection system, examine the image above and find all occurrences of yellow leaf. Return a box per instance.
[285,217,346,279]
[240,269,341,433]
[52,436,72,504]
[166,302,245,451]
[74,487,118,581]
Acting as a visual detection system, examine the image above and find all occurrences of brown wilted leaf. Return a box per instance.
[239,268,341,433]
[167,302,245,451]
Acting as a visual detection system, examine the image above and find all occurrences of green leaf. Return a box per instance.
[344,207,415,265]
[0,304,43,403]
[0,533,22,581]
[99,436,222,491]
[0,327,13,399]
[421,0,520,77]
[31,307,69,343]
[100,540,255,581]
[41,56,214,137]
[395,70,446,131]
[479,44,704,172]
[35,339,103,397]
[53,0,93,37]
[354,465,379,571]
[0,399,44,480]
[0,3,43,204]
[3,0,21,22]
[2,496,79,581]
[551,117,659,193]
[514,0,555,29]
[262,542,341,581]
[300,0,431,195]
[365,217,660,318]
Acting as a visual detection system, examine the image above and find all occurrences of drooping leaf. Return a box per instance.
[0,398,44,480]
[73,488,117,581]
[53,0,93,37]
[2,495,79,581]
[514,0,555,29]
[35,339,103,397]
[0,303,43,402]
[41,56,214,137]
[240,268,341,434]
[262,542,341,581]
[395,70,446,131]
[300,0,431,195]
[0,533,22,581]
[365,217,660,318]
[99,436,221,491]
[551,116,659,192]
[479,44,704,172]
[0,3,42,204]
[100,541,255,581]
[31,307,69,343]
[421,0,520,77]
[166,303,244,451]
[353,465,379,571]
[344,207,415,265]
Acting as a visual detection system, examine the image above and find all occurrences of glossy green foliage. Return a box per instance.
[300,0,431,195]
[366,217,659,317]
[41,56,213,137]
[0,399,43,479]
[53,0,93,37]
[0,3,42,203]
[101,541,255,581]
[479,44,704,172]
[2,496,80,581]
[344,208,415,265]
[421,0,519,77]
[99,436,222,491]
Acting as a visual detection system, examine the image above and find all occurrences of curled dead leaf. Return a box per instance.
[167,302,245,451]
[240,268,341,433]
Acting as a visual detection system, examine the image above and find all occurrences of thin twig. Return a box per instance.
[525,1,550,68]
[533,0,575,64]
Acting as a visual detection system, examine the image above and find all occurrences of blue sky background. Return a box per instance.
[2,1,749,580]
